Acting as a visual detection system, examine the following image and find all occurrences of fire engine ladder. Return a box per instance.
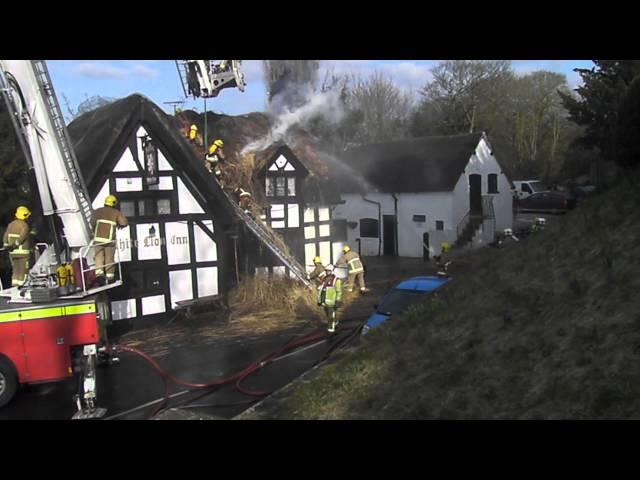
[175,60,190,97]
[31,60,94,231]
[221,190,312,289]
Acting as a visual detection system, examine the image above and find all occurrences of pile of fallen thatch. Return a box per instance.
[228,275,322,322]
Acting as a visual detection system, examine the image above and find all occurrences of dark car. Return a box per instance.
[517,191,576,214]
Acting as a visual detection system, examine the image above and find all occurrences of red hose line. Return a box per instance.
[233,326,357,397]
[113,325,356,417]
[114,327,328,391]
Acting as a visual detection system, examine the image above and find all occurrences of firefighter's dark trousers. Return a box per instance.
[9,254,29,287]
[95,243,116,280]
[324,306,337,325]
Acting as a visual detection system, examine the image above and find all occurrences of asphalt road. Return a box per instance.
[0,321,362,421]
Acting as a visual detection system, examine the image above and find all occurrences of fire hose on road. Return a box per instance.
[105,319,365,419]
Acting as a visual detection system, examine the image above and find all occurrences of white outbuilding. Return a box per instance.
[331,133,514,258]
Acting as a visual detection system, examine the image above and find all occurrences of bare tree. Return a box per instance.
[62,93,116,122]
[420,60,513,134]
[505,71,574,177]
[348,71,413,144]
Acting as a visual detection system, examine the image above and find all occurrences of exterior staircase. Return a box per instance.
[454,214,484,249]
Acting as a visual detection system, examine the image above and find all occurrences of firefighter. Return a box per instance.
[531,217,546,233]
[205,139,225,180]
[215,60,232,73]
[317,264,343,333]
[336,245,368,294]
[233,187,252,214]
[2,206,33,287]
[188,124,198,143]
[307,256,326,285]
[434,242,451,276]
[91,195,128,286]
[239,190,252,214]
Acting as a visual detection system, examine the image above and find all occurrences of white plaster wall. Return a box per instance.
[333,192,457,258]
[462,138,514,232]
[332,193,393,256]
[396,192,453,257]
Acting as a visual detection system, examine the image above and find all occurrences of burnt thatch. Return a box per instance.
[332,133,485,194]
[173,110,340,205]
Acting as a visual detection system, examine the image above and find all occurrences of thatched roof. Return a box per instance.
[173,110,340,205]
[66,94,231,210]
[332,134,485,194]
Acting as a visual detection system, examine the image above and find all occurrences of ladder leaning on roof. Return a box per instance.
[220,189,313,289]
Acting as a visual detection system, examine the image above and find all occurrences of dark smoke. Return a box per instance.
[263,60,320,113]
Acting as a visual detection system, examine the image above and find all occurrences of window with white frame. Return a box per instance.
[265,155,297,198]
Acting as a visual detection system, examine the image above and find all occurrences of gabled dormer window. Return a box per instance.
[265,155,297,197]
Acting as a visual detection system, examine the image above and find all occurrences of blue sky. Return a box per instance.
[47,60,595,121]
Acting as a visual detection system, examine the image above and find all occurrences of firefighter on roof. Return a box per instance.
[2,206,34,287]
[91,195,128,286]
[205,138,225,180]
[188,124,198,143]
[233,187,253,215]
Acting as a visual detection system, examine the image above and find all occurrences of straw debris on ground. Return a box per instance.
[117,275,368,356]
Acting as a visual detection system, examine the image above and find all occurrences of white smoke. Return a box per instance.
[241,89,346,155]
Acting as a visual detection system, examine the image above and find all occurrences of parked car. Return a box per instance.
[512,180,549,200]
[517,191,576,214]
[361,276,450,335]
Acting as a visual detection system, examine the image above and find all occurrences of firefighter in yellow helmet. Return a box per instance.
[91,195,128,286]
[205,139,225,180]
[188,124,198,143]
[434,242,451,277]
[2,206,34,287]
[336,245,368,294]
[307,255,327,286]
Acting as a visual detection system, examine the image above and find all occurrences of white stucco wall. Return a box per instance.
[332,193,392,256]
[395,193,455,257]
[452,137,513,237]
[332,192,457,258]
[333,137,513,257]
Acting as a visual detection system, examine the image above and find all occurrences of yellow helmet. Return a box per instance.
[190,124,198,131]
[313,256,322,264]
[214,139,224,148]
[104,195,118,207]
[15,206,31,220]
[343,245,351,253]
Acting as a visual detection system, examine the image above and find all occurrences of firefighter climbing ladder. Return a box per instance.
[221,190,313,289]
[31,60,93,232]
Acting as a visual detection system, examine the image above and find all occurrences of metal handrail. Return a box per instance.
[482,195,497,235]
[456,210,471,238]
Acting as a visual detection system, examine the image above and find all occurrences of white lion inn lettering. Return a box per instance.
[118,235,189,249]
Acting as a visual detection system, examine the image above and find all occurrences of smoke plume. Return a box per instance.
[263,60,320,113]
[241,89,346,155]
